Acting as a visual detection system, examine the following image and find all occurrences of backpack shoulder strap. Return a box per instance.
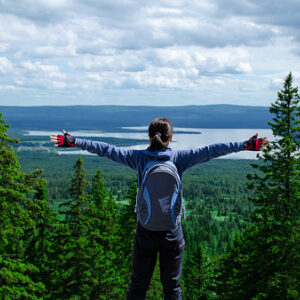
[170,150,176,162]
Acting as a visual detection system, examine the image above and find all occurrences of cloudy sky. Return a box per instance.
[0,0,300,106]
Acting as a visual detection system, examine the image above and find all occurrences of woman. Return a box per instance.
[50,117,268,300]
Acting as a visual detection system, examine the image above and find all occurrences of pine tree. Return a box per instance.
[88,169,124,299]
[23,172,58,297]
[51,156,92,298]
[183,243,213,300]
[90,168,109,207]
[216,73,300,299]
[118,177,138,287]
[0,113,44,298]
[49,222,72,297]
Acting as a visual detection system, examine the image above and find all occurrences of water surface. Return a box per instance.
[25,128,274,159]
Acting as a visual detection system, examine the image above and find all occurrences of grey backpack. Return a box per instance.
[136,156,185,231]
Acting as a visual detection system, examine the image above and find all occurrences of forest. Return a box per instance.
[16,151,257,256]
[0,73,299,299]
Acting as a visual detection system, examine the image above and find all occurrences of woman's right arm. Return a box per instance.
[75,138,139,170]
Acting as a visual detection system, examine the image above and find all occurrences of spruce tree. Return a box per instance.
[216,73,300,299]
[49,222,72,298]
[118,177,138,287]
[23,172,58,297]
[90,168,109,207]
[183,243,212,300]
[88,169,123,299]
[0,113,44,298]
[51,156,92,298]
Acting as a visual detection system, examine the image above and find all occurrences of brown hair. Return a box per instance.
[148,118,173,151]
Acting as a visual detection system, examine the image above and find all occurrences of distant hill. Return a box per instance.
[0,105,271,130]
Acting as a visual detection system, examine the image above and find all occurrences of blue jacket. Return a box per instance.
[75,139,244,185]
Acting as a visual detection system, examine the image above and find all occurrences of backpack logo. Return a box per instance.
[136,159,185,231]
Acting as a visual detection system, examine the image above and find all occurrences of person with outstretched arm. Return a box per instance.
[50,118,268,300]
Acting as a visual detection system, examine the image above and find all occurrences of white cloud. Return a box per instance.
[0,84,19,90]
[0,43,9,52]
[267,72,300,91]
[87,73,102,82]
[0,0,299,106]
[0,57,13,73]
[269,78,284,91]
[52,81,67,89]
[20,61,65,79]
[37,0,67,8]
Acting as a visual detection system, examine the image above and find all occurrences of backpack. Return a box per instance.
[136,154,186,231]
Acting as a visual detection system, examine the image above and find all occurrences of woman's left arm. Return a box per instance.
[175,134,269,173]
[75,138,140,170]
[50,130,140,170]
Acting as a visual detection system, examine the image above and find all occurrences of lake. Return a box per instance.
[25,127,274,159]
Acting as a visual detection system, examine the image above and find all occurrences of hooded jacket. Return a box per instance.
[75,138,244,186]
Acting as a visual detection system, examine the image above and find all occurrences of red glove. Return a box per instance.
[57,132,75,147]
[243,134,263,151]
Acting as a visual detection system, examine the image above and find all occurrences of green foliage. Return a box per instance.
[182,160,256,255]
[18,151,258,256]
[90,168,109,206]
[50,159,125,299]
[216,73,300,299]
[23,174,58,296]
[50,156,93,298]
[183,243,216,300]
[88,170,124,299]
[147,258,164,299]
[17,151,136,201]
[3,99,291,298]
[118,177,138,290]
[0,113,48,298]
[0,255,44,299]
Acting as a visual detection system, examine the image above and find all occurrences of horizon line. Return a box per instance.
[0,103,269,108]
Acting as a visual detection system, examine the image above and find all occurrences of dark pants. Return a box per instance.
[127,222,185,300]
